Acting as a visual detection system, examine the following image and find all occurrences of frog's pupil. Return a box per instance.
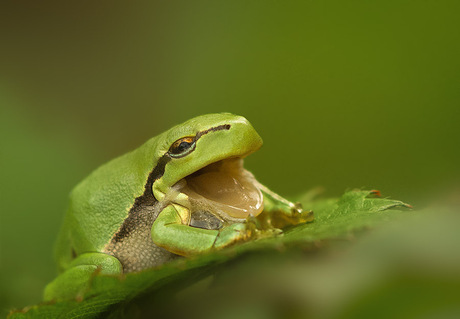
[178,141,190,152]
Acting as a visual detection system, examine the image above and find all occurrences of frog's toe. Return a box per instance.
[246,214,261,230]
[286,203,314,225]
[299,209,314,223]
[254,227,283,239]
[270,228,284,236]
[292,202,304,215]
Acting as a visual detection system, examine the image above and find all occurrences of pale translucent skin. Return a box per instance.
[45,113,313,301]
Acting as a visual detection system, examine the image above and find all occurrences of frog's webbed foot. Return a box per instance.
[278,202,314,227]
[258,184,314,229]
[246,213,284,238]
[262,202,313,229]
[44,252,122,301]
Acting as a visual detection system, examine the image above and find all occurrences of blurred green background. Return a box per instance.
[1,0,459,314]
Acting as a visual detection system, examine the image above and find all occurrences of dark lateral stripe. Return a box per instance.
[141,155,171,198]
[195,124,231,140]
[112,155,170,242]
[111,123,231,243]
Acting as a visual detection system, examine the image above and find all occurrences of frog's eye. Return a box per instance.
[168,136,196,158]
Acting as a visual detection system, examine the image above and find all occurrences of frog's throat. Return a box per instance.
[161,158,264,221]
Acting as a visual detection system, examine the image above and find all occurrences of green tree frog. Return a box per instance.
[44,113,313,301]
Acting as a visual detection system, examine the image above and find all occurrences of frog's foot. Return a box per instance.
[287,202,314,224]
[246,214,284,239]
[44,253,122,301]
[213,222,256,250]
[255,227,284,239]
[257,184,314,229]
[268,202,314,229]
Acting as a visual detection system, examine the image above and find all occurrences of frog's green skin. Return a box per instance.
[44,113,313,301]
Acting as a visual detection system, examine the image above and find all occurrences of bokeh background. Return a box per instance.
[1,0,459,315]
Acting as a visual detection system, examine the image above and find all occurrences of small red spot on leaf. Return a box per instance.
[370,190,381,197]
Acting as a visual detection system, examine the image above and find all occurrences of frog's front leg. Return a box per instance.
[44,252,122,301]
[257,184,314,230]
[151,204,254,256]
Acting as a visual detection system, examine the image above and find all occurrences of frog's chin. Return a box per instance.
[177,158,264,220]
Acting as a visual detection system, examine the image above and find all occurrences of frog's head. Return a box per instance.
[151,113,264,220]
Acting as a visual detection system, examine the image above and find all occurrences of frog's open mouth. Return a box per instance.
[180,158,264,220]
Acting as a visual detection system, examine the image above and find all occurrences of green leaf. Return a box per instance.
[284,189,411,243]
[8,190,410,319]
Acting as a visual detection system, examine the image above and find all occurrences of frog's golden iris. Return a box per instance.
[168,136,196,158]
